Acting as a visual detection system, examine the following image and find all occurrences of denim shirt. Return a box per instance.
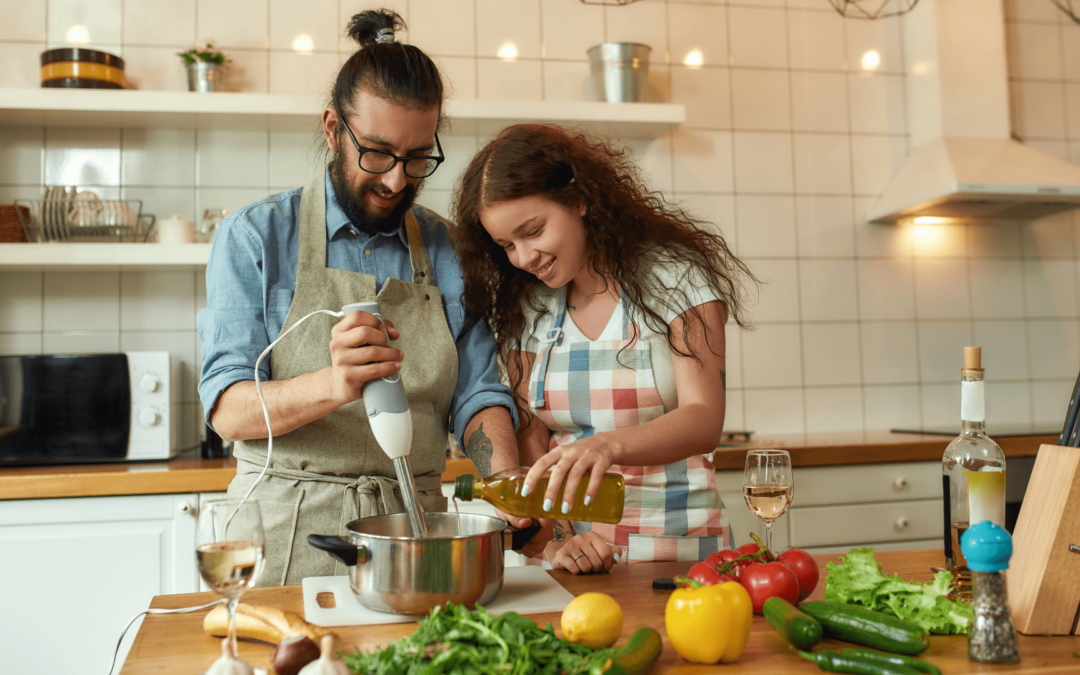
[197,167,517,446]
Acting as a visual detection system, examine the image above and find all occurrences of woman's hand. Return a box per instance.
[523,436,619,515]
[550,531,623,574]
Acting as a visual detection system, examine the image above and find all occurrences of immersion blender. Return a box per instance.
[341,302,428,538]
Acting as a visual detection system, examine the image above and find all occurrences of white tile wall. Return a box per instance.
[0,1,1076,439]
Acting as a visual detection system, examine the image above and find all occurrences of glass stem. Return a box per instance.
[226,596,240,658]
[764,520,773,551]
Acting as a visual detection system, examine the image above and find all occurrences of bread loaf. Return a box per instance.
[203,603,335,645]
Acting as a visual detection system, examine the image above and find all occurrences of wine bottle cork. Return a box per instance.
[963,346,983,376]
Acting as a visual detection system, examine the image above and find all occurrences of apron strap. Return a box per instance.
[296,174,328,273]
[529,288,568,408]
[404,210,435,287]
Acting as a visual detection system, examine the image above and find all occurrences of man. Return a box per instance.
[197,10,532,586]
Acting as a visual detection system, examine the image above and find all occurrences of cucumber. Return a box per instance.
[839,649,942,675]
[591,627,663,675]
[799,601,930,656]
[763,597,822,650]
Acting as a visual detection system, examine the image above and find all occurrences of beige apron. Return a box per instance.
[228,175,459,586]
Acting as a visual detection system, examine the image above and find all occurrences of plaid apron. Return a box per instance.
[527,287,730,562]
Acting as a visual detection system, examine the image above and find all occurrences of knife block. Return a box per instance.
[1008,444,1080,635]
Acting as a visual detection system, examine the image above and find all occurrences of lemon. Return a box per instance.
[561,592,624,649]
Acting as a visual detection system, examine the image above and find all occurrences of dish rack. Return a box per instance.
[14,197,155,243]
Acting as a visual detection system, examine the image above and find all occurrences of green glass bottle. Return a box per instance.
[453,467,625,523]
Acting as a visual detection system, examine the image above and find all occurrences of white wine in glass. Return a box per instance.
[743,450,793,551]
[197,499,265,665]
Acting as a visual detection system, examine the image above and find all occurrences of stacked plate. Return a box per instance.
[17,189,149,242]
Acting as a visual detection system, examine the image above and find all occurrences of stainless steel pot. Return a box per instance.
[308,512,536,615]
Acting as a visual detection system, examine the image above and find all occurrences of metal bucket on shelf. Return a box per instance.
[587,43,651,103]
[186,62,227,93]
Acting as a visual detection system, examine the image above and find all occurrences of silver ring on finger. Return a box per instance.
[573,553,584,561]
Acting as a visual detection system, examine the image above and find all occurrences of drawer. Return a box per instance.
[792,462,942,506]
[801,538,942,557]
[789,499,943,548]
[716,462,941,507]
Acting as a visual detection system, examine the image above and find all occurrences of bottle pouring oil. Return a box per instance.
[454,467,625,523]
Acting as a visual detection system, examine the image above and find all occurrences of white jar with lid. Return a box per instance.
[156,214,195,244]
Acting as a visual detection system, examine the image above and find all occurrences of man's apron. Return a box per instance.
[527,287,729,562]
[229,175,458,586]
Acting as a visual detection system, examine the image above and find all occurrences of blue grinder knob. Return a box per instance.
[960,520,1013,572]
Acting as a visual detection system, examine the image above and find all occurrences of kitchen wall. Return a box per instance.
[0,0,1077,447]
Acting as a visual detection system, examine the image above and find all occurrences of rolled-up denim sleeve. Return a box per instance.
[197,213,269,427]
[449,314,519,447]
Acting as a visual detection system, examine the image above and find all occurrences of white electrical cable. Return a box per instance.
[106,308,345,675]
[106,598,226,675]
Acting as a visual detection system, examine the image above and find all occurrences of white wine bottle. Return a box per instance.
[942,346,1006,599]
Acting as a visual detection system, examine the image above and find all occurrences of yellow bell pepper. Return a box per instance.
[664,577,753,664]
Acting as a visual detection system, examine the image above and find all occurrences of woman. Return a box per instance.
[451,125,755,573]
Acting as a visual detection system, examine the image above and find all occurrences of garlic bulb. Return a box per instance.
[204,637,255,675]
[297,635,350,675]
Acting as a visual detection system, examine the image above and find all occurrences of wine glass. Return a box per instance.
[196,499,266,663]
[743,450,793,552]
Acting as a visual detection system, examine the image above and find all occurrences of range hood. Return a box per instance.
[867,0,1080,224]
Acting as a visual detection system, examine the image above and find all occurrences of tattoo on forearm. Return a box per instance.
[465,423,493,477]
[720,369,726,391]
[553,521,571,543]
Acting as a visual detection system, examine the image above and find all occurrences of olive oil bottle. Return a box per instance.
[453,467,625,523]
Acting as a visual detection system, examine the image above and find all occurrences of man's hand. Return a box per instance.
[328,310,403,404]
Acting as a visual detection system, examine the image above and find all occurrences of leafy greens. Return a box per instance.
[343,602,612,675]
[825,547,974,635]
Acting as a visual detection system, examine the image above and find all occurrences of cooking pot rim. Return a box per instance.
[342,511,507,541]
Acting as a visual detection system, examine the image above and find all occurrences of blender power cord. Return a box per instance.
[107,308,345,675]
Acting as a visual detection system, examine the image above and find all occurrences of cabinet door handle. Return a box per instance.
[893,476,909,491]
[178,502,197,516]
[895,516,910,530]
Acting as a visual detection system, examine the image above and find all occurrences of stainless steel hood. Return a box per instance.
[867,0,1080,224]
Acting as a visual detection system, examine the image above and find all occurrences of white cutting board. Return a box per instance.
[301,566,575,627]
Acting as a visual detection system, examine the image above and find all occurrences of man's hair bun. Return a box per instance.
[347,9,405,48]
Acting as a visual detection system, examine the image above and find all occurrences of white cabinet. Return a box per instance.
[0,493,202,675]
[717,461,945,555]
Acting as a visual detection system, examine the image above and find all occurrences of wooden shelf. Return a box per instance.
[0,88,685,138]
[0,243,211,270]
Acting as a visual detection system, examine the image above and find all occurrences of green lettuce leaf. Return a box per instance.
[824,547,974,635]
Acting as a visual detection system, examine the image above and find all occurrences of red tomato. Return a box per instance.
[740,561,800,614]
[736,542,761,557]
[778,548,820,602]
[704,549,751,580]
[687,562,725,586]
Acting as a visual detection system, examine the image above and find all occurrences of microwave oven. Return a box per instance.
[0,351,179,465]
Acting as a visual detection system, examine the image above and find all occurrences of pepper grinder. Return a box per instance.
[960,520,1019,664]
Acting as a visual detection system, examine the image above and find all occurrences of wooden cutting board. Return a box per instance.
[301,566,576,627]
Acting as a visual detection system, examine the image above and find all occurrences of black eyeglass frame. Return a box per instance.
[337,111,445,179]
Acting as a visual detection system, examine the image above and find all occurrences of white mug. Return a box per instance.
[157,215,195,244]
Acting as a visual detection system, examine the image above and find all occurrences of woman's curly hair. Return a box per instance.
[450,124,755,414]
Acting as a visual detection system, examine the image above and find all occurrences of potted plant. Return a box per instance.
[178,43,228,92]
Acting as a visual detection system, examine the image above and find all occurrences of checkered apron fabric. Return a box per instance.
[527,288,730,562]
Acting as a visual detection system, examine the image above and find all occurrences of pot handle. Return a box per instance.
[307,534,367,567]
[504,520,543,552]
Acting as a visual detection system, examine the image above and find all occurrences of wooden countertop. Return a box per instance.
[710,431,1057,471]
[122,549,1080,675]
[0,451,478,500]
[1,432,1055,500]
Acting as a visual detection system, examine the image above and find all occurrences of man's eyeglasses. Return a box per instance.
[337,112,444,179]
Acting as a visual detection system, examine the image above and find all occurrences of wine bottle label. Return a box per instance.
[965,468,1006,528]
[961,381,985,422]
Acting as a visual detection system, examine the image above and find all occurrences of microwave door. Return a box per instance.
[0,355,131,463]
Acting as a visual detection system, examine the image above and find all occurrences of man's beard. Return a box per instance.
[329,150,422,236]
